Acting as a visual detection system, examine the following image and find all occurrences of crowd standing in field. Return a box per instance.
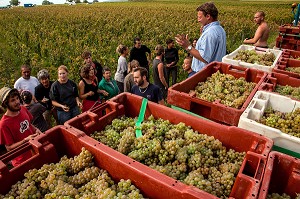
[0,2,270,162]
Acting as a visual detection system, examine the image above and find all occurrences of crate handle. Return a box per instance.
[0,141,31,165]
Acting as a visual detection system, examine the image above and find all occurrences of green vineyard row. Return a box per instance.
[0,1,294,86]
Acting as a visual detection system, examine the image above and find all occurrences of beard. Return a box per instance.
[137,79,144,87]
[7,103,21,112]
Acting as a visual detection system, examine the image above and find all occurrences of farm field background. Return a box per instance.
[0,0,294,86]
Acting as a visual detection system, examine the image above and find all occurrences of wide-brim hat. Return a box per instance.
[0,87,18,107]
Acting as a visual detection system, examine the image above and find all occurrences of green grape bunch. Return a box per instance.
[92,115,246,198]
[191,71,256,109]
[233,49,276,66]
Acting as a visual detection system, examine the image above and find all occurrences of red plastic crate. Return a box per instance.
[274,49,300,79]
[65,92,274,199]
[275,36,299,50]
[1,125,218,199]
[166,61,267,126]
[279,24,300,35]
[259,72,300,101]
[258,151,300,199]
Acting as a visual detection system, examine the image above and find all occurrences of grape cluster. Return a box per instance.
[233,49,276,66]
[286,67,300,74]
[191,71,256,108]
[267,192,300,199]
[275,85,300,100]
[0,148,146,199]
[91,115,246,198]
[258,107,300,138]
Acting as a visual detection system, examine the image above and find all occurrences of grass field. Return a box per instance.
[0,0,295,86]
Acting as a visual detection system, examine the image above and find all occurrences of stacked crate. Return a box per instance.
[276,24,300,50]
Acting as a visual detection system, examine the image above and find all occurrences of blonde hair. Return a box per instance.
[116,44,128,55]
[155,44,164,56]
[58,65,68,73]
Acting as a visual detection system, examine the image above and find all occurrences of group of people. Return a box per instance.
[0,2,270,167]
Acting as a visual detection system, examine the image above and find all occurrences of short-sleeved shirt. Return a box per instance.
[50,79,79,111]
[98,78,119,100]
[35,81,53,110]
[14,76,39,96]
[115,56,128,83]
[192,21,226,72]
[131,83,163,103]
[0,106,35,166]
[129,45,151,67]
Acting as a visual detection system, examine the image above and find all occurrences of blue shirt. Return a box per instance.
[192,21,226,72]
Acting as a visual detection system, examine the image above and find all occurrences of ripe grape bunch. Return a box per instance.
[275,85,300,100]
[258,107,300,138]
[91,115,246,198]
[0,148,146,199]
[191,71,256,109]
[267,192,300,199]
[286,67,300,74]
[233,49,276,66]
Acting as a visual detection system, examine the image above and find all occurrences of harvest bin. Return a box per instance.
[222,45,282,73]
[274,49,300,79]
[259,72,300,101]
[238,91,300,158]
[0,125,217,199]
[258,151,300,199]
[166,61,267,126]
[65,92,274,199]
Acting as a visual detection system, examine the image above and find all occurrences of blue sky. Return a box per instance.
[0,0,125,6]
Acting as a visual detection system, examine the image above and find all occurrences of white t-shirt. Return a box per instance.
[14,76,39,95]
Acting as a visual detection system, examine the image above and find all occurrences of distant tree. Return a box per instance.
[75,0,81,3]
[93,0,98,2]
[42,0,53,5]
[83,0,88,3]
[9,0,20,6]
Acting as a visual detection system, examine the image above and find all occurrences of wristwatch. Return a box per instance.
[186,45,192,52]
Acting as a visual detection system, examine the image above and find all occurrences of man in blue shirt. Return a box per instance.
[175,2,226,72]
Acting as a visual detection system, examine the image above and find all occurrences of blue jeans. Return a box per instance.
[57,106,80,125]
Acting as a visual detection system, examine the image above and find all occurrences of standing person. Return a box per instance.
[153,45,168,99]
[164,39,179,86]
[182,56,196,78]
[82,51,103,81]
[20,90,49,132]
[124,60,140,92]
[115,44,129,93]
[175,2,226,72]
[35,69,57,128]
[0,87,41,167]
[243,11,270,48]
[14,64,39,96]
[129,37,151,75]
[78,64,103,112]
[131,67,164,105]
[98,67,119,100]
[50,65,82,125]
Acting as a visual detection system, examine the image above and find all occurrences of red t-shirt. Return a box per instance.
[0,106,35,166]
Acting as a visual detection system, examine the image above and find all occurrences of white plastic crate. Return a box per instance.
[222,45,282,73]
[238,91,300,154]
